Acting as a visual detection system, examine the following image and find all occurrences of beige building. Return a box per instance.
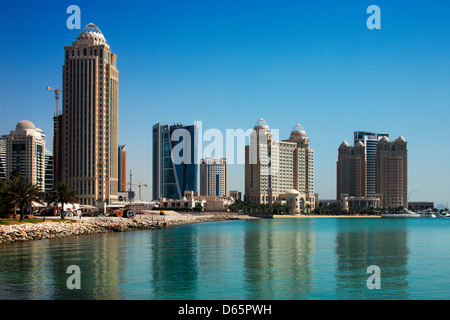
[200,158,227,197]
[376,136,408,208]
[278,189,315,214]
[245,119,315,212]
[337,140,366,199]
[5,121,46,191]
[57,23,119,205]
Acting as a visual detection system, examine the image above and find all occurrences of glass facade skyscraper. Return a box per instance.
[152,123,199,200]
[354,131,389,198]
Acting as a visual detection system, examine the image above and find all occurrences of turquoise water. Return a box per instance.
[1,218,450,300]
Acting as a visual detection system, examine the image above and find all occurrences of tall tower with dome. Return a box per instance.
[55,23,119,205]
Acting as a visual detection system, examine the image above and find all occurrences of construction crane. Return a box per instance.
[127,170,148,203]
[47,85,62,116]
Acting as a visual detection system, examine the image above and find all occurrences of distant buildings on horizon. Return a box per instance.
[0,22,421,210]
[337,132,408,210]
[0,116,412,211]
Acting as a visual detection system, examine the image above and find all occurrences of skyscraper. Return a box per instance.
[44,150,54,193]
[5,121,46,191]
[245,119,315,211]
[152,123,199,200]
[200,158,227,197]
[56,23,119,205]
[376,136,408,208]
[336,140,366,199]
[0,135,6,182]
[118,144,127,192]
[53,114,63,186]
[354,131,389,197]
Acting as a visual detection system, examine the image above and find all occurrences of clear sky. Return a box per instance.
[0,0,449,206]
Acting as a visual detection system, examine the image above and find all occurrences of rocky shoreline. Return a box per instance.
[0,213,243,245]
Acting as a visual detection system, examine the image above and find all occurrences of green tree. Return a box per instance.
[49,183,78,219]
[9,169,22,181]
[0,177,43,221]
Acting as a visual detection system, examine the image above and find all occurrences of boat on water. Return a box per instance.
[418,208,437,218]
[381,209,421,218]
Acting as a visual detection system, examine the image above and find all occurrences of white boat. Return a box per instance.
[381,209,421,218]
[419,208,437,218]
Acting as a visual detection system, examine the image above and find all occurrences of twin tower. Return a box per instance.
[244,118,316,214]
[337,132,408,209]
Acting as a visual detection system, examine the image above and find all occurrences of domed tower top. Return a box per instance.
[254,118,270,131]
[74,23,108,46]
[339,141,349,148]
[290,124,307,139]
[16,120,36,131]
[12,120,45,139]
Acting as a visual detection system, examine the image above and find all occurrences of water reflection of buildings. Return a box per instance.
[243,220,314,299]
[0,234,123,300]
[335,219,410,299]
[150,229,199,299]
[50,234,123,300]
[0,242,55,300]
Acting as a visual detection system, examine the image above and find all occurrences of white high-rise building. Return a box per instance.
[0,135,6,182]
[5,121,46,191]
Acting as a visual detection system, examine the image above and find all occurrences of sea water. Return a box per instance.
[1,218,450,300]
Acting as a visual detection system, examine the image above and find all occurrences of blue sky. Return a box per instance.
[0,0,449,205]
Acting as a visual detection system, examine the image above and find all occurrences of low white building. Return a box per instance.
[158,190,236,212]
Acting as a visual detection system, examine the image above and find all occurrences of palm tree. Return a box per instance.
[50,183,78,219]
[9,169,22,181]
[0,177,43,221]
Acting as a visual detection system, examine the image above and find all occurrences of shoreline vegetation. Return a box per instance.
[0,211,381,245]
